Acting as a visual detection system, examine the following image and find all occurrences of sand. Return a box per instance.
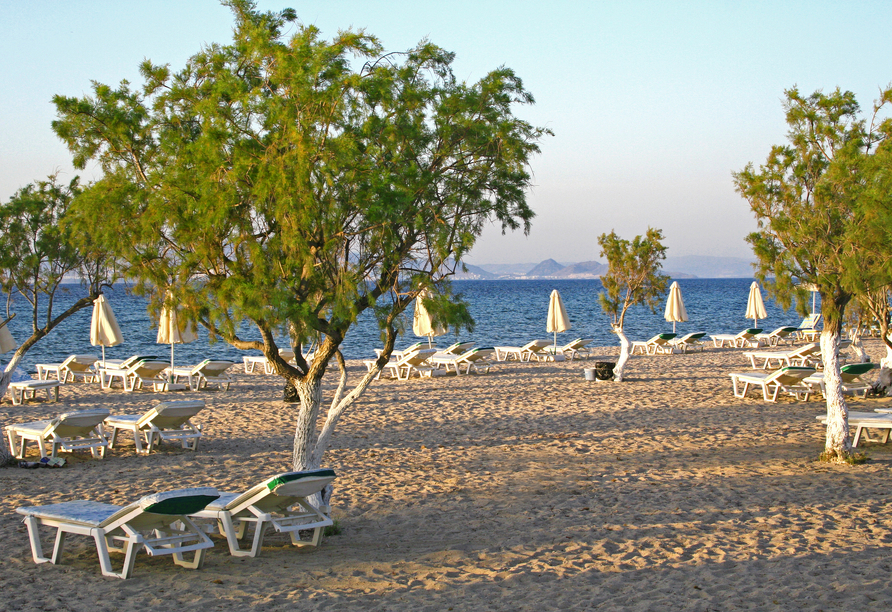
[2,340,892,611]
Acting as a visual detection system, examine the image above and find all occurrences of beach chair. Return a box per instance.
[804,362,876,397]
[743,342,821,369]
[5,409,110,459]
[816,411,892,448]
[711,328,763,348]
[728,366,815,402]
[668,332,707,353]
[190,469,336,558]
[494,339,553,362]
[99,359,170,392]
[754,326,799,347]
[549,338,594,360]
[35,354,100,383]
[432,341,476,359]
[170,359,235,391]
[380,348,438,380]
[630,333,677,355]
[373,341,426,360]
[17,487,219,579]
[432,347,496,375]
[104,400,205,454]
[796,313,822,341]
[243,348,296,374]
[6,379,63,405]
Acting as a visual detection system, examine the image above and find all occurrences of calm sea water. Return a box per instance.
[2,278,813,374]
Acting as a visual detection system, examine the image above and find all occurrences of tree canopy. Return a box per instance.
[733,85,892,460]
[53,0,547,474]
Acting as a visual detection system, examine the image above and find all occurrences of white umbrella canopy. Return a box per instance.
[745,281,768,328]
[157,294,198,378]
[0,321,16,354]
[413,289,447,348]
[546,289,571,351]
[90,294,124,364]
[664,281,688,333]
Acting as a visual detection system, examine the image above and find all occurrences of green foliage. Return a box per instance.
[732,86,892,332]
[53,0,547,380]
[323,519,342,537]
[597,228,669,329]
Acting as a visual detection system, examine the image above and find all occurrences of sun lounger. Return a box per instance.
[754,326,799,347]
[494,339,553,362]
[104,400,205,454]
[170,359,235,391]
[378,348,438,380]
[668,332,707,353]
[816,411,892,447]
[431,341,476,359]
[804,362,876,397]
[373,342,426,360]
[432,347,495,375]
[190,469,335,558]
[242,349,296,374]
[99,359,170,392]
[729,366,815,402]
[631,333,678,355]
[35,354,100,383]
[547,338,594,360]
[796,313,822,341]
[6,379,62,405]
[17,487,219,579]
[743,342,821,369]
[711,328,763,348]
[5,408,110,459]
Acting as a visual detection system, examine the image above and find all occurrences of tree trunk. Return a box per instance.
[820,327,852,461]
[848,327,869,363]
[613,326,632,382]
[873,344,892,396]
[291,376,323,472]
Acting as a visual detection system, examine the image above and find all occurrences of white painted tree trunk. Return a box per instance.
[875,345,892,396]
[612,326,632,382]
[1,353,24,460]
[848,328,869,363]
[820,330,851,459]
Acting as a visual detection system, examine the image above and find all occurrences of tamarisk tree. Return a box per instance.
[53,0,546,481]
[733,85,892,462]
[0,176,117,401]
[597,228,669,381]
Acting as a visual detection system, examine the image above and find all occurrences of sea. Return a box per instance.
[2,278,813,374]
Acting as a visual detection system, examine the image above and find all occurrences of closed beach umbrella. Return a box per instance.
[90,294,124,364]
[745,281,767,328]
[0,320,16,354]
[413,289,447,348]
[546,289,571,351]
[157,293,198,379]
[664,281,688,333]
[801,283,819,315]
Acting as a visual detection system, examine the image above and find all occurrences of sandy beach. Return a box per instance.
[2,340,892,611]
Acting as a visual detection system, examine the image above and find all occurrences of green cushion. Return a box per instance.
[266,468,337,491]
[141,487,219,515]
[841,362,875,375]
[745,328,763,335]
[658,333,677,340]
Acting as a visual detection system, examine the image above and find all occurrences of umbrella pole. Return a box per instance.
[170,343,175,383]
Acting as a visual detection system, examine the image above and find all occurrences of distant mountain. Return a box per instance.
[453,263,499,280]
[526,259,565,277]
[475,262,539,276]
[663,255,756,279]
[555,261,607,278]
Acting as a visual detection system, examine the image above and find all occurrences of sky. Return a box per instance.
[2,0,891,264]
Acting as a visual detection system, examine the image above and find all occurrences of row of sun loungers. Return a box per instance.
[17,468,336,578]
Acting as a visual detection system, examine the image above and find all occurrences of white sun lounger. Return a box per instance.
[17,487,219,579]
[631,333,677,355]
[668,332,707,353]
[35,354,100,383]
[6,380,62,405]
[729,366,815,402]
[242,348,297,374]
[816,411,892,448]
[743,342,821,369]
[711,328,763,348]
[190,469,336,558]
[5,409,110,459]
[432,347,495,375]
[804,362,876,397]
[104,400,205,454]
[170,359,235,391]
[99,359,170,392]
[754,326,799,348]
[494,339,553,362]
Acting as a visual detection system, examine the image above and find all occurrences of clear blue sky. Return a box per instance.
[2,0,890,264]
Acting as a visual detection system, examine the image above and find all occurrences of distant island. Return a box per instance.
[457,255,757,280]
